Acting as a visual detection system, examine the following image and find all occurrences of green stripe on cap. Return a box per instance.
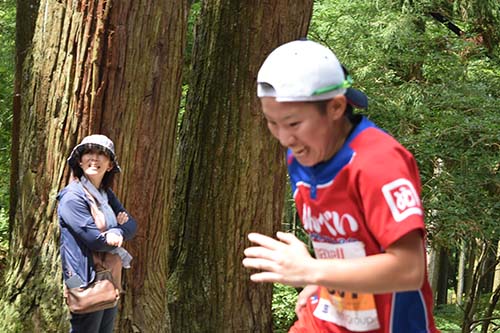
[312,75,353,96]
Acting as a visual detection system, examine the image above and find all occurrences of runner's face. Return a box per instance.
[261,97,341,167]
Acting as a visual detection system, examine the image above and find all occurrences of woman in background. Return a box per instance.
[57,134,137,333]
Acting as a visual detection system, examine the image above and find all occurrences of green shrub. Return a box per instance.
[272,283,298,332]
[434,304,463,332]
[0,208,8,281]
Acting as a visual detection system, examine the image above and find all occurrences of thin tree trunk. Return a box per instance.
[427,245,441,305]
[167,1,313,331]
[493,240,500,292]
[436,248,449,305]
[478,240,498,293]
[465,240,476,302]
[457,240,467,305]
[462,241,488,333]
[480,282,500,333]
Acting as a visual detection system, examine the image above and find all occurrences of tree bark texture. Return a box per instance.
[167,1,313,332]
[1,0,187,331]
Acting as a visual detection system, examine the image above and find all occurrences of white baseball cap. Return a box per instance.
[257,39,368,108]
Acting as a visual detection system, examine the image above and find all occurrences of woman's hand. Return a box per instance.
[117,212,129,225]
[242,232,314,287]
[295,285,318,319]
[105,233,124,247]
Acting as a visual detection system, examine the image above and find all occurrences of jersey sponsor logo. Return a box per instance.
[302,204,359,237]
[381,178,423,222]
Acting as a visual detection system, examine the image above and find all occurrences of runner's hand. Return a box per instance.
[242,231,314,287]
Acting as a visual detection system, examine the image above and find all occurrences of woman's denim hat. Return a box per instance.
[67,134,121,173]
[257,39,368,108]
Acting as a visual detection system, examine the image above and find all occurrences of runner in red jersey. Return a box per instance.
[242,39,439,333]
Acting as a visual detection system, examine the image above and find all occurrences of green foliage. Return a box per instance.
[272,283,298,333]
[177,84,189,133]
[0,0,15,212]
[433,291,500,332]
[0,208,8,278]
[309,0,500,251]
[434,304,464,331]
[469,291,500,332]
[0,0,15,275]
[0,300,23,333]
[183,1,201,84]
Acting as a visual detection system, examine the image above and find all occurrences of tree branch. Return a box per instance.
[429,12,463,37]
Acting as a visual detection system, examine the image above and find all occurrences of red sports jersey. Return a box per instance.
[287,116,439,333]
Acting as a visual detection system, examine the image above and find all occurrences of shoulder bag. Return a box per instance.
[64,252,121,314]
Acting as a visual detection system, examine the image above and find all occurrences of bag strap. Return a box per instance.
[80,184,107,233]
[80,182,110,271]
[92,252,108,271]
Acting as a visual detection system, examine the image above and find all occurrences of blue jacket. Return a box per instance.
[57,181,137,287]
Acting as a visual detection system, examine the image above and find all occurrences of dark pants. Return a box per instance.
[70,306,118,333]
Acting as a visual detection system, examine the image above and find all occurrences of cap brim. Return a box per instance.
[345,88,368,109]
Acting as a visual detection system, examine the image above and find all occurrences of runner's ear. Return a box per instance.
[325,95,347,121]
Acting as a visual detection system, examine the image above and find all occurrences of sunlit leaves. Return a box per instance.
[308,0,500,250]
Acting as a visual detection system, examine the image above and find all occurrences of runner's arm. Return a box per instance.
[243,229,425,294]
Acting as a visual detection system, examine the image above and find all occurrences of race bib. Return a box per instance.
[312,241,380,332]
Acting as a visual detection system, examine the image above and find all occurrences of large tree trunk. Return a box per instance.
[100,2,188,331]
[0,0,187,331]
[167,1,313,332]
